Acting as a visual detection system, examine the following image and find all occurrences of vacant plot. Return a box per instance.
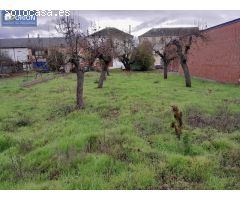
[0,70,239,189]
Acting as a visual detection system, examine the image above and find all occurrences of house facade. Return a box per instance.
[89,27,134,69]
[0,37,67,72]
[186,18,240,84]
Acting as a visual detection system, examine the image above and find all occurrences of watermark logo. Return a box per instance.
[1,10,37,27]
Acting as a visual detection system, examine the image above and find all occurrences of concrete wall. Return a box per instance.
[0,48,29,62]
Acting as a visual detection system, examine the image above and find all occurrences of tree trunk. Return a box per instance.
[181,61,191,87]
[163,60,168,79]
[107,67,110,76]
[76,65,85,109]
[124,63,131,71]
[98,65,107,88]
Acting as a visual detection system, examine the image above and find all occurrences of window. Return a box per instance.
[32,50,47,56]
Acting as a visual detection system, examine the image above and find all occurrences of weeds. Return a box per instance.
[171,105,183,139]
[9,152,24,180]
[85,134,131,162]
[100,107,120,119]
[0,72,240,189]
[49,104,75,119]
[17,139,33,154]
[220,149,240,168]
[1,113,32,132]
[182,133,191,155]
[134,116,163,136]
[0,135,14,153]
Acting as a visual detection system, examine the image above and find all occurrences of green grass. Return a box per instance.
[0,70,239,189]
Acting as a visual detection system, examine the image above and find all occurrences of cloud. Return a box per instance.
[0,10,239,38]
[131,10,240,33]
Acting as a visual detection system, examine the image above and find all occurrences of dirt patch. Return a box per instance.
[49,86,71,94]
[20,76,55,88]
[185,106,240,133]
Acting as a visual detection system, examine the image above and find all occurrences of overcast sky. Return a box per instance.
[0,10,239,38]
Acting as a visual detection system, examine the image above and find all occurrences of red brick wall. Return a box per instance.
[169,58,180,72]
[180,21,240,84]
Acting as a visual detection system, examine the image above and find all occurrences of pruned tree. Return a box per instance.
[154,42,177,79]
[116,38,136,71]
[97,38,114,88]
[56,16,94,109]
[89,35,116,88]
[151,35,180,79]
[165,29,204,87]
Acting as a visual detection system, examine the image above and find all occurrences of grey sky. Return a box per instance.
[0,10,239,38]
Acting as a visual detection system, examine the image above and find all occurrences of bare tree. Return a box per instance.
[164,29,204,87]
[89,36,115,88]
[97,39,113,88]
[56,16,93,109]
[152,37,177,79]
[116,38,136,71]
[154,47,177,79]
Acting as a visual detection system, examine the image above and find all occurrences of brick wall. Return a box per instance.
[180,21,240,84]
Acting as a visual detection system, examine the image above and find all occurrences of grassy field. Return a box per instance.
[0,70,239,189]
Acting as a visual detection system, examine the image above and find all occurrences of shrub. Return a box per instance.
[47,49,66,72]
[131,41,155,71]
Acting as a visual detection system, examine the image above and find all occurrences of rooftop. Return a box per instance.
[203,18,240,32]
[139,27,199,37]
[0,37,67,49]
[90,27,133,40]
